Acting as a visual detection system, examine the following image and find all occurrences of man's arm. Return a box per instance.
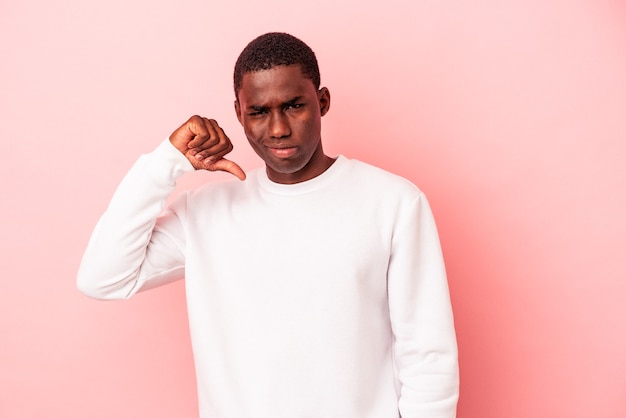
[387,193,459,418]
[77,116,244,300]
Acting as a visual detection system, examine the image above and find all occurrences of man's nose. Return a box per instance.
[269,112,291,139]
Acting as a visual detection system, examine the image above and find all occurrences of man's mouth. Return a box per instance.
[267,146,297,158]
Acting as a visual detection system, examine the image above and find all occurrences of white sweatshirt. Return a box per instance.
[77,140,459,418]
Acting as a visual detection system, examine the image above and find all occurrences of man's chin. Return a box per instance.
[265,156,306,174]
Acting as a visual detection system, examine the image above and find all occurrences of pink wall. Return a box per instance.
[1,0,625,417]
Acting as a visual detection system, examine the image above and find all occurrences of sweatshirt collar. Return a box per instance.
[255,155,347,195]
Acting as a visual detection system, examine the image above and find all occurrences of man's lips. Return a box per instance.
[267,146,298,158]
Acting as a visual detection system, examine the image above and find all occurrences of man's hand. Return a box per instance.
[169,115,246,180]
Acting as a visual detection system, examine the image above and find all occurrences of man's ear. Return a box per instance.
[234,100,243,125]
[318,87,331,116]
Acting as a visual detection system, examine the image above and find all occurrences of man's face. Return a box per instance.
[235,65,331,184]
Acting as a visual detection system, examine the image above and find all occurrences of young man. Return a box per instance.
[78,32,459,417]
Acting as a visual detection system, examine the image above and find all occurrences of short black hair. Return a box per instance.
[233,32,321,98]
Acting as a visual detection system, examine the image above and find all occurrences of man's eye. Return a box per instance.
[287,103,303,110]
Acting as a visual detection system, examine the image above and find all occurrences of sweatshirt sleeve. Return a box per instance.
[387,192,459,418]
[77,139,194,300]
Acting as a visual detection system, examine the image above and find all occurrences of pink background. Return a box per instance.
[1,0,625,417]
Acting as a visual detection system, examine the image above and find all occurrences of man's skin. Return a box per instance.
[169,64,333,185]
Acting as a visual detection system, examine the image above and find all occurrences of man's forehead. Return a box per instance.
[238,65,315,103]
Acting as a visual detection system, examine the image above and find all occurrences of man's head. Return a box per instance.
[233,33,332,185]
[233,32,321,100]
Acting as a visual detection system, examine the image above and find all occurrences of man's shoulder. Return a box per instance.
[341,156,424,198]
[182,167,261,203]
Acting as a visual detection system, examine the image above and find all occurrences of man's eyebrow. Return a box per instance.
[247,96,303,110]
[284,96,303,106]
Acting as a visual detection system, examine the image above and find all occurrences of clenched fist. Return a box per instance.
[169,115,246,180]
